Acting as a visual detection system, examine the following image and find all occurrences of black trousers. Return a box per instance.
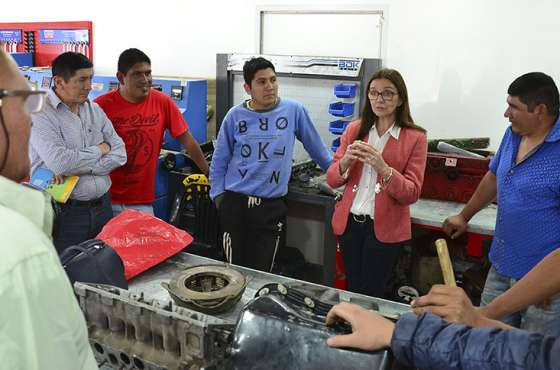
[338,214,404,298]
[53,192,113,254]
[218,191,287,272]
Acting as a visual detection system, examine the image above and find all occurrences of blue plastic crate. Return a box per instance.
[331,137,341,152]
[329,120,350,135]
[329,102,355,117]
[334,83,357,98]
[11,52,34,67]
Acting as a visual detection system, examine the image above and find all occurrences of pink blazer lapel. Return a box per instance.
[382,135,398,165]
[382,133,405,170]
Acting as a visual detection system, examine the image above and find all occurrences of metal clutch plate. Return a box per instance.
[162,264,248,314]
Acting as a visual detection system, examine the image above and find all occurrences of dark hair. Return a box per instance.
[243,57,276,85]
[118,48,151,75]
[508,72,559,116]
[51,52,93,82]
[357,68,425,140]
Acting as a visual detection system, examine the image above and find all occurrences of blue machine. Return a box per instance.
[21,67,207,221]
[21,68,207,144]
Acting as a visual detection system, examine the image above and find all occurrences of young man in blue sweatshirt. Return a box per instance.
[209,57,332,272]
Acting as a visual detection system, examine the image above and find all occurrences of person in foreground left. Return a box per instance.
[0,46,98,369]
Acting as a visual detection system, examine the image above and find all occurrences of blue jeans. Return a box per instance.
[112,203,154,216]
[481,266,560,336]
[53,193,113,254]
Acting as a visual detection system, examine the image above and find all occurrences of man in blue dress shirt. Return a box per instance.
[444,72,560,336]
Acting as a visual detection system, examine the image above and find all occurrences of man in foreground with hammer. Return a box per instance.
[326,248,560,369]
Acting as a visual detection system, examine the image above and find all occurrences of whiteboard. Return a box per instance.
[259,10,383,58]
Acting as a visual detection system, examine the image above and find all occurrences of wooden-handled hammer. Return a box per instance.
[435,238,457,287]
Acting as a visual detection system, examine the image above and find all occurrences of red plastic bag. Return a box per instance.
[97,209,193,280]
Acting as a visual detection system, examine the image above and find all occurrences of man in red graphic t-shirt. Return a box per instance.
[95,48,209,215]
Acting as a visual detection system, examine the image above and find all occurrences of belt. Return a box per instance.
[352,213,371,223]
[65,195,106,208]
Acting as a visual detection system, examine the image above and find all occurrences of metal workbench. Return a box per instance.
[411,198,497,236]
[286,181,498,287]
[128,252,410,322]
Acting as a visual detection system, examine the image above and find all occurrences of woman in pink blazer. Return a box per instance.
[327,69,427,297]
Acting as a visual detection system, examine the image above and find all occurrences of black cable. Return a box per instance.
[0,106,10,175]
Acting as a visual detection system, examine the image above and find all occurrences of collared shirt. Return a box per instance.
[29,89,126,201]
[0,176,98,370]
[489,117,560,279]
[350,123,401,217]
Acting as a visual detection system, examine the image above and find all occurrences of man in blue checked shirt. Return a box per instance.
[29,52,126,254]
[444,72,560,336]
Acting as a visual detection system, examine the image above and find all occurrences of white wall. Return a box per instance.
[4,0,559,148]
[2,0,258,77]
[385,0,560,149]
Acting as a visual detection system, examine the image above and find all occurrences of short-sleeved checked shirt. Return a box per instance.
[489,117,560,279]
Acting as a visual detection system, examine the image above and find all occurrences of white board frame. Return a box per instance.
[256,5,385,59]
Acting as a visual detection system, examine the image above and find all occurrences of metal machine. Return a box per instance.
[21,68,207,145]
[80,252,410,370]
[21,67,208,221]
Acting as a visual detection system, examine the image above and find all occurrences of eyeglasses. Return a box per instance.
[368,89,398,101]
[0,89,47,114]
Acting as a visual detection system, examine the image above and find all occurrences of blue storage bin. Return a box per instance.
[329,102,355,117]
[12,52,34,67]
[331,137,340,152]
[329,120,350,135]
[334,83,357,98]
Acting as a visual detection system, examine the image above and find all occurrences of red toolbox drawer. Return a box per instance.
[420,152,492,203]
